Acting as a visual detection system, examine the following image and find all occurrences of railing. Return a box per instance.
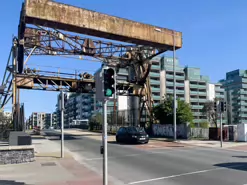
[149,72,160,77]
[152,95,160,100]
[151,87,160,92]
[166,89,184,94]
[150,80,160,85]
[166,81,184,87]
[191,105,204,109]
[190,98,207,103]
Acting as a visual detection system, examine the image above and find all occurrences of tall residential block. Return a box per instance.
[160,56,226,126]
[184,67,209,124]
[220,69,247,125]
[28,112,55,129]
[64,92,94,126]
[150,56,162,105]
[160,56,185,101]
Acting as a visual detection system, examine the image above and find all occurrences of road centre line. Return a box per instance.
[127,164,246,184]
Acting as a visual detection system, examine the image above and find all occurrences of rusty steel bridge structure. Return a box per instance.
[0,0,182,130]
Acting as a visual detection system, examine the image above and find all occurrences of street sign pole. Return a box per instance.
[103,99,108,185]
[60,91,64,158]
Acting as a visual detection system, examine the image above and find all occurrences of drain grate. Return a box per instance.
[41,162,57,167]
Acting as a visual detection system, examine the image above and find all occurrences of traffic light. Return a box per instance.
[220,101,227,112]
[103,68,115,98]
[214,102,217,112]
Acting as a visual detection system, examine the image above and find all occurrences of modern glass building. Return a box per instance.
[160,56,225,126]
[150,56,162,105]
[62,92,94,126]
[184,67,209,125]
[160,56,185,101]
[220,69,247,125]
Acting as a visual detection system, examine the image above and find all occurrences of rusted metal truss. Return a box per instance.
[16,66,95,93]
[15,68,140,95]
[23,0,182,49]
[23,27,166,61]
[0,47,14,109]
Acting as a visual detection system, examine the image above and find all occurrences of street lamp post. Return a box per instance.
[173,31,177,141]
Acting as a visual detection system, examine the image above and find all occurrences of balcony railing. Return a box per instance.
[150,80,160,85]
[152,95,160,100]
[151,87,160,92]
[149,72,160,77]
[166,89,184,94]
[191,105,204,109]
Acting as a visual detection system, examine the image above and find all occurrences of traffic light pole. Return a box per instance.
[60,91,64,158]
[103,99,108,185]
[220,112,223,148]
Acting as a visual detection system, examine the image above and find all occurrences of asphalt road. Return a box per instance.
[44,130,247,185]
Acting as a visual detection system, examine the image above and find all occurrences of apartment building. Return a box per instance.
[150,56,162,105]
[44,113,53,127]
[27,112,56,129]
[28,112,45,129]
[159,56,226,126]
[220,69,247,125]
[184,67,209,125]
[63,92,94,126]
[160,56,185,101]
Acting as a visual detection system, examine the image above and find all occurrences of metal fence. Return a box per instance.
[89,108,149,132]
[107,108,149,126]
[190,128,209,139]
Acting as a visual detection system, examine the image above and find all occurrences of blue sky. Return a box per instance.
[1,0,247,117]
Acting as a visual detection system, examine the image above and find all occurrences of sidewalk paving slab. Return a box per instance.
[0,135,105,185]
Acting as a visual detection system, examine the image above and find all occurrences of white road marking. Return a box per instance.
[127,164,246,184]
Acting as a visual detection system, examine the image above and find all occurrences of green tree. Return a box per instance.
[89,112,103,130]
[153,96,193,124]
[0,111,12,140]
[198,121,209,128]
[201,98,222,128]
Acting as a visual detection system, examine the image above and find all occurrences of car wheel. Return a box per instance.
[116,136,120,143]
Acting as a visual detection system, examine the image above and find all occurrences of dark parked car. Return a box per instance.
[116,126,149,144]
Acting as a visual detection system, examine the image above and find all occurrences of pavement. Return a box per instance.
[0,134,104,185]
[43,129,247,185]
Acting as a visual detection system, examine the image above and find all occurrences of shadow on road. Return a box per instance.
[214,162,247,171]
[232,156,247,159]
[108,141,144,145]
[0,180,27,185]
[47,135,83,141]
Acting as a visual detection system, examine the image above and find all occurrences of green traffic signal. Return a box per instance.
[103,68,115,97]
[105,89,113,96]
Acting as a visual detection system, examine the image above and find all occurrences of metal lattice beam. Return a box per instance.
[23,27,166,61]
